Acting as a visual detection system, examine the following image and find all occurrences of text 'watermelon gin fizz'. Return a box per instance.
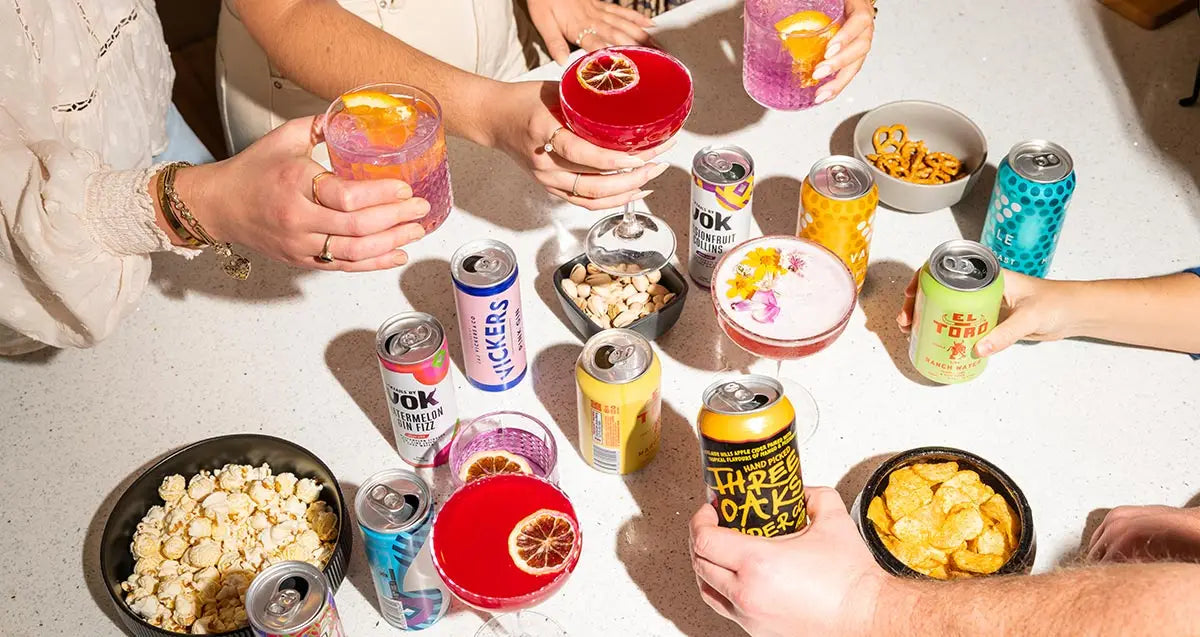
[324,83,452,233]
[743,0,844,110]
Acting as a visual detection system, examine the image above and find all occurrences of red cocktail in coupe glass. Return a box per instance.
[432,473,581,636]
[711,235,858,442]
[559,46,694,275]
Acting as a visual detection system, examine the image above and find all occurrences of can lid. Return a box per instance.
[693,145,754,185]
[354,468,430,534]
[702,374,782,415]
[809,155,874,200]
[1007,140,1073,184]
[451,240,516,288]
[246,561,328,633]
[929,240,999,291]
[579,328,653,384]
[377,312,444,364]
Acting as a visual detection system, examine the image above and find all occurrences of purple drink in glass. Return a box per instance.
[449,411,559,487]
[324,83,453,234]
[743,0,844,111]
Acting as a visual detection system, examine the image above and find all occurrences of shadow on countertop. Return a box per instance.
[835,452,895,511]
[857,258,938,387]
[326,329,396,450]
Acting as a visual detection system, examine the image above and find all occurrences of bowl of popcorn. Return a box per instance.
[100,434,351,636]
[852,447,1036,580]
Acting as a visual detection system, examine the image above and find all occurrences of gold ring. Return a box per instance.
[317,234,335,263]
[311,171,334,207]
[543,126,566,154]
[571,173,582,198]
[575,27,598,47]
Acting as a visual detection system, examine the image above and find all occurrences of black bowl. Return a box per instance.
[552,254,689,342]
[100,435,353,637]
[853,446,1035,578]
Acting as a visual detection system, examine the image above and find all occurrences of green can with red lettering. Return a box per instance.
[909,240,1004,384]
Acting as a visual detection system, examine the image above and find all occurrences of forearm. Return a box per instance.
[873,563,1200,636]
[233,0,500,146]
[1063,273,1200,354]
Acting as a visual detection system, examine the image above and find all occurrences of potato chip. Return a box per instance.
[971,526,1006,556]
[931,485,974,514]
[884,470,933,520]
[951,549,1005,574]
[892,503,943,544]
[867,496,891,532]
[911,462,959,483]
[942,470,995,504]
[980,493,1020,548]
[925,565,950,580]
[889,467,933,490]
[893,540,947,571]
[932,504,985,549]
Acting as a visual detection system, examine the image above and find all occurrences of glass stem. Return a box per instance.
[775,358,784,379]
[615,201,643,240]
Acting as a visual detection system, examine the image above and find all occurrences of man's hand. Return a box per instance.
[688,487,885,637]
[1089,505,1200,564]
[527,0,655,65]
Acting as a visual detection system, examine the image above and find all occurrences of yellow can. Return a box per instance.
[698,375,806,536]
[575,329,662,474]
[798,155,879,291]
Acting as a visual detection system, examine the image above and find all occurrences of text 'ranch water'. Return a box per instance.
[451,240,528,392]
[689,145,755,287]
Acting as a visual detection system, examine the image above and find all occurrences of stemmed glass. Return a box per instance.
[558,46,695,275]
[431,473,581,637]
[710,235,858,443]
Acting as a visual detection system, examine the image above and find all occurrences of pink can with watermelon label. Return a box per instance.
[376,312,459,467]
[450,239,528,392]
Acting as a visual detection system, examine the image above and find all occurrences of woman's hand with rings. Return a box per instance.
[174,117,430,272]
[527,0,656,65]
[487,82,675,210]
[810,0,875,104]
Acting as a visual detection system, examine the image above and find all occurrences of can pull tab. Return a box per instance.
[827,164,862,195]
[940,256,985,280]
[712,381,760,412]
[596,344,636,370]
[464,254,502,275]
[367,484,418,523]
[389,324,433,356]
[703,151,732,174]
[265,588,302,622]
[1031,152,1061,169]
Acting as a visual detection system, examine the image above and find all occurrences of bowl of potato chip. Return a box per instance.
[853,447,1035,580]
[853,101,988,213]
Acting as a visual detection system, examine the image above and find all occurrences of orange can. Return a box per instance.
[798,156,878,291]
[697,375,806,537]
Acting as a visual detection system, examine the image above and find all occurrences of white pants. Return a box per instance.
[216,0,545,155]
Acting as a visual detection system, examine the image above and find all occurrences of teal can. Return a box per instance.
[980,140,1076,278]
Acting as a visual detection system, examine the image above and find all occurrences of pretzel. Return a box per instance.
[865,124,965,184]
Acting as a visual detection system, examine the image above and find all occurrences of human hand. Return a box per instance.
[897,269,1080,356]
[527,0,655,65]
[689,487,885,637]
[812,0,875,105]
[485,81,675,210]
[177,117,429,271]
[1088,505,1200,564]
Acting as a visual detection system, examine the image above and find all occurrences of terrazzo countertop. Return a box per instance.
[3,0,1199,635]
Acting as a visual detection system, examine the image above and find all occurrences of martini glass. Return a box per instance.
[710,235,857,443]
[431,473,581,637]
[559,46,694,275]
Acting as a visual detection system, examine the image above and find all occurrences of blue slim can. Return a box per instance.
[355,469,448,631]
[980,140,1076,278]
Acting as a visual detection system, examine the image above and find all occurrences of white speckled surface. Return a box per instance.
[3,1,1199,635]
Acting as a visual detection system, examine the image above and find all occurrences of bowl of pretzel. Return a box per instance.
[853,100,988,213]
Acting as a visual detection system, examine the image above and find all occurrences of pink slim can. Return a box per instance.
[450,240,528,391]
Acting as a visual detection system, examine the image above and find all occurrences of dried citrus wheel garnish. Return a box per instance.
[458,450,532,484]
[576,50,640,95]
[507,509,577,576]
[340,90,419,147]
[774,10,838,63]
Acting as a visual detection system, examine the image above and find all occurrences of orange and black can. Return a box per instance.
[697,375,807,536]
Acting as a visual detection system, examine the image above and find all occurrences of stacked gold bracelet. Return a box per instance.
[156,162,252,281]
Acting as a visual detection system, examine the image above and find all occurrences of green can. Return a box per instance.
[908,240,1004,384]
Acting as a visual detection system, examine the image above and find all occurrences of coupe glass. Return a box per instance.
[559,46,694,275]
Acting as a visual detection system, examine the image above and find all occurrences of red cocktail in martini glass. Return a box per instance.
[559,46,694,275]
